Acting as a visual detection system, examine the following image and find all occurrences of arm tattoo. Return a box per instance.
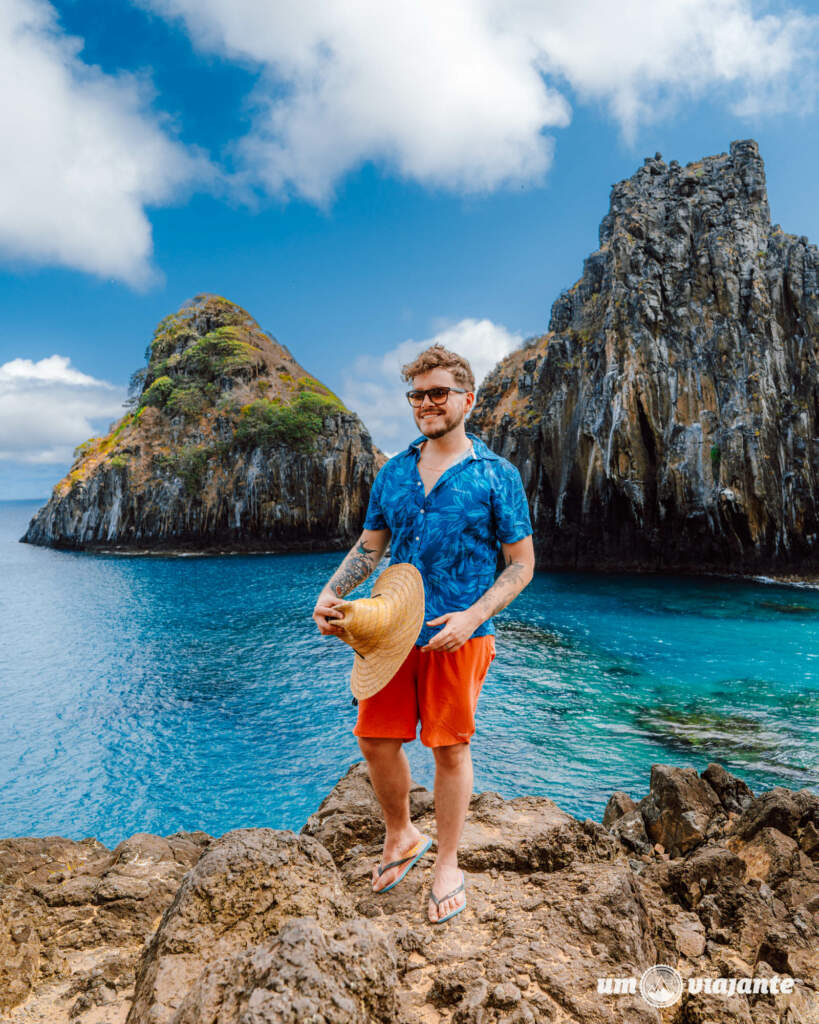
[470,552,531,621]
[327,538,382,598]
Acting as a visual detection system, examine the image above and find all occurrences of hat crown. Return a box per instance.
[331,563,425,699]
[335,594,390,656]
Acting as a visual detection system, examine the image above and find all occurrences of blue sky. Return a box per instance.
[2,0,818,499]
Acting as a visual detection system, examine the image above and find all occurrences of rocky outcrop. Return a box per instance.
[2,762,817,1023]
[468,139,819,574]
[20,295,384,553]
[0,830,209,1022]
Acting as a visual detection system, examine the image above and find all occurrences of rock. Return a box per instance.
[3,763,818,1023]
[610,808,652,855]
[666,845,747,909]
[468,139,819,576]
[702,762,755,813]
[638,764,724,857]
[126,829,355,1024]
[20,294,385,553]
[0,831,208,1019]
[800,821,819,860]
[170,918,399,1024]
[728,785,819,844]
[603,790,639,827]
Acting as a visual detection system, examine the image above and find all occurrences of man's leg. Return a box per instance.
[417,636,496,921]
[357,736,425,891]
[428,740,471,920]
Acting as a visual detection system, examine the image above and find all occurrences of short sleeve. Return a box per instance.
[362,466,388,530]
[491,461,533,543]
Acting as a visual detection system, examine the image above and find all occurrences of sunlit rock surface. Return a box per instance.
[1,762,817,1023]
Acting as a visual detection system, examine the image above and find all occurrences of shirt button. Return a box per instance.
[415,536,420,541]
[420,509,425,514]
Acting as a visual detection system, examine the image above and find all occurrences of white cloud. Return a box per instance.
[340,318,523,452]
[0,0,207,286]
[140,0,817,200]
[0,355,127,463]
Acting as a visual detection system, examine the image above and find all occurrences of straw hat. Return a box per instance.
[333,563,425,700]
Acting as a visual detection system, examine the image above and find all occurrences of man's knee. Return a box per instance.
[357,736,405,762]
[432,740,470,769]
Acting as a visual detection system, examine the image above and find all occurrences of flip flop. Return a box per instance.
[429,869,466,924]
[373,834,433,893]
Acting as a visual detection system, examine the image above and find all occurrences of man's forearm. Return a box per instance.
[325,537,383,598]
[468,554,533,624]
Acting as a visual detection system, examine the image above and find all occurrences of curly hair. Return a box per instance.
[400,343,475,392]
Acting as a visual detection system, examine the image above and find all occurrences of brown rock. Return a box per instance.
[3,764,818,1024]
[0,830,208,1019]
[126,828,355,1024]
[603,790,638,827]
[610,808,652,855]
[728,786,819,845]
[638,764,724,857]
[701,762,755,814]
[171,917,399,1024]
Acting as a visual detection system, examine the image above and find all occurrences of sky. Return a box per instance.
[1,0,818,499]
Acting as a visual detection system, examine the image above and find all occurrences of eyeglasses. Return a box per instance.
[405,386,467,407]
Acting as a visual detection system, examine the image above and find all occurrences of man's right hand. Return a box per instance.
[313,588,346,635]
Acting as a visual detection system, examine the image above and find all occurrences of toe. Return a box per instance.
[372,861,402,892]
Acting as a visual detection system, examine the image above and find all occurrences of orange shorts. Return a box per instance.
[353,635,496,748]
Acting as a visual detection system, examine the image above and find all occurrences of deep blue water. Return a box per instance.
[1,499,817,848]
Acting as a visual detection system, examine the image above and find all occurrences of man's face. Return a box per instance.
[409,367,474,440]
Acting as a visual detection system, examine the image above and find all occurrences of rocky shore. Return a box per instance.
[1,761,816,1023]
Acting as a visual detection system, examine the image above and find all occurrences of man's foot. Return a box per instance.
[371,824,426,892]
[428,861,466,922]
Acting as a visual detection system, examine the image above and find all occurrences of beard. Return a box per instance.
[416,405,465,439]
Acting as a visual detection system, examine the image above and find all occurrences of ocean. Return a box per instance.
[1,498,816,848]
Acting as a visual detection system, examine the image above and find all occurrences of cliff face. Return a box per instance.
[469,140,819,574]
[20,295,384,552]
[1,762,817,1023]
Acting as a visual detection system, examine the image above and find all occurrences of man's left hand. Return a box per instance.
[421,610,481,652]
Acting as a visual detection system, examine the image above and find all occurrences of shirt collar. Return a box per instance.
[406,431,499,461]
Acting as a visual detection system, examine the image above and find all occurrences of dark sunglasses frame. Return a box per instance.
[405,386,468,407]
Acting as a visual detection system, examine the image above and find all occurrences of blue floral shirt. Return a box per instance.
[363,432,533,647]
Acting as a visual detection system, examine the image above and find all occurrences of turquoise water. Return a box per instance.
[1,499,817,847]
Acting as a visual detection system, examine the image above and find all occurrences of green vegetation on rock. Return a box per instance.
[710,443,721,480]
[116,296,351,490]
[141,375,176,409]
[234,391,342,452]
[129,296,266,422]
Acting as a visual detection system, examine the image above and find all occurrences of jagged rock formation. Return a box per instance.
[20,295,384,552]
[2,762,817,1023]
[469,140,819,574]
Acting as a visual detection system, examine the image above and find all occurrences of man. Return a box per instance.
[312,343,534,924]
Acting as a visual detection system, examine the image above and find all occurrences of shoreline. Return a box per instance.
[36,543,819,589]
[699,569,819,590]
